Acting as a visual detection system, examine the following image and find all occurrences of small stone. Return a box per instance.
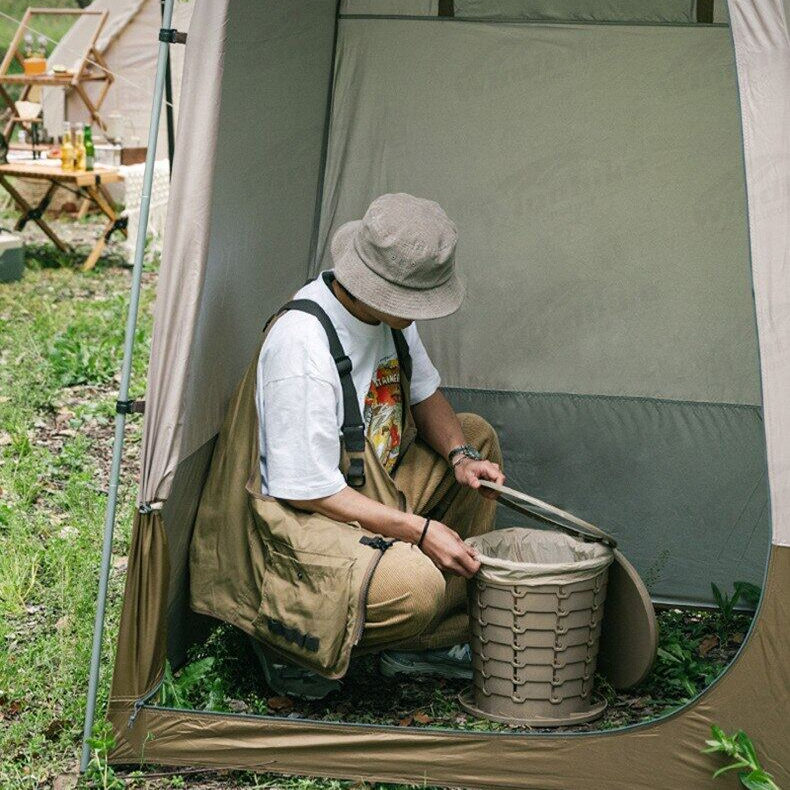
[53,773,78,790]
[267,696,293,713]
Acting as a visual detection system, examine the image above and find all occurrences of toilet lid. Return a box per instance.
[479,481,658,690]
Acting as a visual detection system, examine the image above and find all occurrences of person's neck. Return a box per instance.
[331,279,380,325]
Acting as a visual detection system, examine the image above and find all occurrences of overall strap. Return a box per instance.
[280,298,366,488]
[391,327,412,383]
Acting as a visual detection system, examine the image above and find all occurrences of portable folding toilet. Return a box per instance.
[87,1,790,786]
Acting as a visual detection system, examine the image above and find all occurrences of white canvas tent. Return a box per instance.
[41,0,192,152]
[81,0,790,786]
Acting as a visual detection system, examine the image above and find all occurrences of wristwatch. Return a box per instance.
[448,444,483,467]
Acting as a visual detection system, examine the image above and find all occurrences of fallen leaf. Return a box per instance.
[397,715,413,727]
[55,616,69,632]
[267,696,293,713]
[227,699,249,713]
[732,632,745,644]
[413,712,433,725]
[2,699,23,718]
[44,718,67,740]
[698,635,719,657]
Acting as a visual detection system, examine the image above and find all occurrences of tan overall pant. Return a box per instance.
[358,412,502,652]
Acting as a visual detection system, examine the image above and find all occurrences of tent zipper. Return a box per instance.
[352,537,394,646]
[128,679,164,728]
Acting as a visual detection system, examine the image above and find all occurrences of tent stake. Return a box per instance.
[79,0,175,773]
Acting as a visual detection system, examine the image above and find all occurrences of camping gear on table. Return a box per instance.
[459,481,656,726]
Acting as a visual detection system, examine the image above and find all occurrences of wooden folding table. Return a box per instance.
[0,162,126,270]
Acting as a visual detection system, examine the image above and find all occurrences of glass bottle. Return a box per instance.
[60,122,74,172]
[74,122,86,171]
[84,124,95,172]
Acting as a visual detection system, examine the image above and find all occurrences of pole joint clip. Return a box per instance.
[116,399,145,415]
[159,28,187,45]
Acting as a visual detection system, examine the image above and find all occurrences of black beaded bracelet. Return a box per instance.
[417,517,431,549]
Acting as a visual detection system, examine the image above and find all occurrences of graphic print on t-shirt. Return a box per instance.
[364,354,403,473]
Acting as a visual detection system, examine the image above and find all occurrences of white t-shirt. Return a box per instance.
[256,272,441,499]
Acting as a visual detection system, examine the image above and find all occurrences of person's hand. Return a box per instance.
[418,519,480,578]
[453,456,505,500]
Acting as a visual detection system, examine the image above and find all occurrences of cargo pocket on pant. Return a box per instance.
[253,546,354,676]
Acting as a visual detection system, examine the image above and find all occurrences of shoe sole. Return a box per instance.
[379,652,473,681]
[249,637,340,700]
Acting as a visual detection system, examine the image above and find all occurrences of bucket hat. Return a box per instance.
[331,193,465,320]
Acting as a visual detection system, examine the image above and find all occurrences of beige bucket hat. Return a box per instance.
[331,193,465,320]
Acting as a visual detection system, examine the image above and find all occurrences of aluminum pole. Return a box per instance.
[160,0,176,177]
[80,0,175,772]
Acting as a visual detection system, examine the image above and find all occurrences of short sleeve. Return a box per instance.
[256,313,347,500]
[259,375,347,500]
[404,324,442,405]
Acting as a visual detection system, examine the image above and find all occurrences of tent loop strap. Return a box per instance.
[158,28,187,45]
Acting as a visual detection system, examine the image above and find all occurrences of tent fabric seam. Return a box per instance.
[337,14,730,28]
[441,385,762,412]
[307,0,343,280]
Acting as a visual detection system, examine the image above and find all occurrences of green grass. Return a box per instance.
[0,231,152,789]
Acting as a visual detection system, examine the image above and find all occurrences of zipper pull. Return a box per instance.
[128,697,145,728]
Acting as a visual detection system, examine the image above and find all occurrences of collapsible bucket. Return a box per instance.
[461,526,613,726]
[457,481,644,728]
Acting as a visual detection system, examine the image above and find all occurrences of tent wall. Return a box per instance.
[314,18,766,605]
[730,0,790,550]
[341,0,438,14]
[135,0,339,666]
[452,0,698,22]
[139,0,339,506]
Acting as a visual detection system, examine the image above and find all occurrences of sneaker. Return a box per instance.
[379,643,473,680]
[248,637,341,700]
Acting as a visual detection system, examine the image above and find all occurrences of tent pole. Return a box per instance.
[79,0,175,773]
[160,0,176,177]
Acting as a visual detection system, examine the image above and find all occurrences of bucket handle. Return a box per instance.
[479,481,617,548]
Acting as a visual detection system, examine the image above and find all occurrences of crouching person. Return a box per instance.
[190,193,504,699]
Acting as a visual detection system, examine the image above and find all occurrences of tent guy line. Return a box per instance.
[0,8,177,113]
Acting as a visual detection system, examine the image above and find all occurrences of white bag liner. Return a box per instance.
[468,527,614,587]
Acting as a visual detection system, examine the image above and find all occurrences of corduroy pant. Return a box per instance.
[358,413,502,652]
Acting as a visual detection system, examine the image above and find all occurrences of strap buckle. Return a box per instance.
[335,354,352,376]
[346,456,366,488]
